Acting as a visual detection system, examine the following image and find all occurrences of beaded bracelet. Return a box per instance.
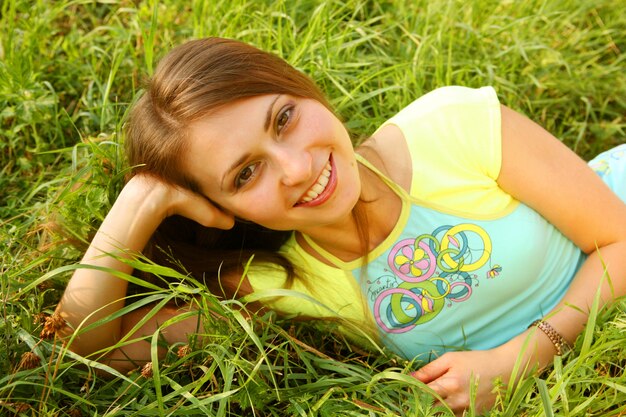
[529,319,571,356]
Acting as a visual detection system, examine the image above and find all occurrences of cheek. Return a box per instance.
[231,193,281,221]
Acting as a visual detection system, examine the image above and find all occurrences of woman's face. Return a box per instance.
[185,94,361,233]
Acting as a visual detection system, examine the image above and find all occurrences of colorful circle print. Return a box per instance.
[374,223,494,333]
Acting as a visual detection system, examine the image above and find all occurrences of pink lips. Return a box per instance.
[295,155,337,207]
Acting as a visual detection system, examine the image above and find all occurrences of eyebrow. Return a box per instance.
[264,94,282,131]
[221,95,282,191]
[220,152,251,191]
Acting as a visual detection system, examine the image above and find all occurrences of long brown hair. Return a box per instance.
[125,38,332,297]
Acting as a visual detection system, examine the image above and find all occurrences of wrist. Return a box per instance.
[83,178,169,261]
[119,175,172,221]
[492,324,559,383]
[528,319,571,356]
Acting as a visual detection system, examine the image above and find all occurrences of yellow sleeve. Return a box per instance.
[246,235,366,322]
[381,86,514,216]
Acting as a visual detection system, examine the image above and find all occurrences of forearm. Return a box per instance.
[56,181,166,356]
[499,241,626,374]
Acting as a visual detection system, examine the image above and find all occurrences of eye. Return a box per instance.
[235,163,259,188]
[276,106,293,133]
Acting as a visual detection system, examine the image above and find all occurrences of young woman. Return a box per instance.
[55,37,626,414]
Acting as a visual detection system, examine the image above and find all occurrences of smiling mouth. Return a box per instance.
[295,155,337,207]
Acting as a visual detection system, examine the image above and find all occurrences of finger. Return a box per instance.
[190,203,235,230]
[411,357,450,384]
[426,378,450,400]
[429,391,459,417]
[172,190,235,230]
[427,378,471,416]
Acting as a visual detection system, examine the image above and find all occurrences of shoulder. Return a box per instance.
[357,124,412,192]
[356,86,502,195]
[364,86,500,154]
[385,86,500,151]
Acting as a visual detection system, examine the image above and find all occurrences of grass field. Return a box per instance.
[1,0,625,415]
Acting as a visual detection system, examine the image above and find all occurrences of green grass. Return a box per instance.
[1,0,625,415]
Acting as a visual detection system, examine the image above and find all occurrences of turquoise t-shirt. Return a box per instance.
[247,86,625,363]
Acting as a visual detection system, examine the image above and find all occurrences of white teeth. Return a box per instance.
[312,183,325,194]
[298,159,332,205]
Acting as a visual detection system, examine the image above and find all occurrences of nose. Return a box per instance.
[273,146,312,187]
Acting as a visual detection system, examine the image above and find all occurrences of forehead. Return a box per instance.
[184,94,277,192]
[189,94,276,136]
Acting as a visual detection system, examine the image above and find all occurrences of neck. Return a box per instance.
[298,162,400,262]
[296,204,363,260]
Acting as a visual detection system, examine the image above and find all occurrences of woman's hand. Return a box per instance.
[412,347,515,415]
[126,174,235,230]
